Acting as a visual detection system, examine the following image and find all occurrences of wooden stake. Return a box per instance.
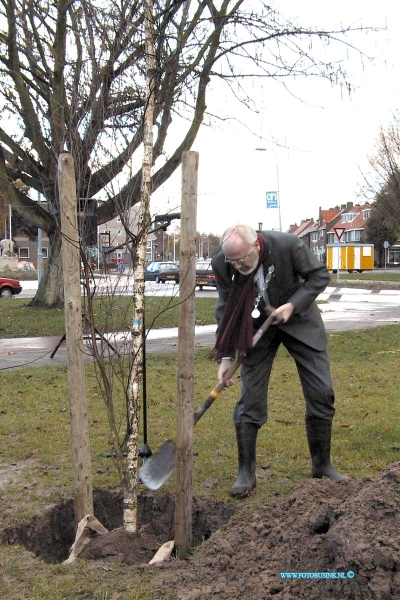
[58,153,93,522]
[175,151,199,558]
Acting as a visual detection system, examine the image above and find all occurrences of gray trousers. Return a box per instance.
[233,328,335,428]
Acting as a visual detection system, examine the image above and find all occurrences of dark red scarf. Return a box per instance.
[211,234,268,361]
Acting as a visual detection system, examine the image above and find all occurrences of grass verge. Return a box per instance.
[0,325,399,598]
[0,295,217,338]
[334,271,400,282]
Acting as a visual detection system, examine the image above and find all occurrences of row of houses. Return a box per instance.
[286,202,372,263]
[2,200,400,270]
[285,202,399,265]
[104,200,397,266]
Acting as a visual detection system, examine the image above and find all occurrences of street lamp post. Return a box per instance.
[255,147,282,231]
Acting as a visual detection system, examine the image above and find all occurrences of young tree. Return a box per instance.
[0,0,367,307]
[123,0,156,533]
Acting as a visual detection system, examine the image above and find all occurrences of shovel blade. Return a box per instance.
[139,439,177,490]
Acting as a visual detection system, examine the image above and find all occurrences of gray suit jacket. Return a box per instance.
[211,231,330,351]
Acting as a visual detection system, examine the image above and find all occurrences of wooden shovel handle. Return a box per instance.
[193,312,275,426]
[194,358,241,425]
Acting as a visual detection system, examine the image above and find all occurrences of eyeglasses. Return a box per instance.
[224,247,253,265]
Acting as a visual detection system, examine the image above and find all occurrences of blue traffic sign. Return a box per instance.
[266,191,278,208]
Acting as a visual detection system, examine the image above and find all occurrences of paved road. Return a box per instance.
[18,278,185,299]
[1,288,398,371]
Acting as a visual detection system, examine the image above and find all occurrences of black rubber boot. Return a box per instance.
[306,418,350,482]
[230,423,259,497]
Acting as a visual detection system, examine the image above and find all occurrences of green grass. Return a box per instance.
[332,271,400,284]
[0,295,217,338]
[0,325,399,599]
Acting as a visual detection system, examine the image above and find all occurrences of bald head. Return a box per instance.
[220,225,260,275]
[220,225,257,250]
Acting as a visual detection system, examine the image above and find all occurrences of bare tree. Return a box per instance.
[359,113,400,262]
[0,0,368,306]
[366,207,398,266]
[361,114,400,225]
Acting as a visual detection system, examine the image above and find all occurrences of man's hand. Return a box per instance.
[218,358,236,387]
[269,302,295,325]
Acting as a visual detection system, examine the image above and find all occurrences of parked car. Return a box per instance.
[195,261,216,290]
[144,261,179,284]
[0,276,23,298]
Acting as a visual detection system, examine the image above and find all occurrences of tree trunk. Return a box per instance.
[28,229,64,308]
[123,0,155,533]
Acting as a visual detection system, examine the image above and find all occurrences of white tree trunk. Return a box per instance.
[123,0,155,532]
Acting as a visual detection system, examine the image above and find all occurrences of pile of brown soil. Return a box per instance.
[152,462,400,600]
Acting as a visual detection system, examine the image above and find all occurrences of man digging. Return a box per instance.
[211,224,350,498]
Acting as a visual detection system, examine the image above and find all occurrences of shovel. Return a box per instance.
[139,311,276,490]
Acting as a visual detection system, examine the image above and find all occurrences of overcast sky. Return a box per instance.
[151,0,400,237]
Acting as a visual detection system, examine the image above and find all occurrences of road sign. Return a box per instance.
[383,240,390,249]
[333,227,346,241]
[266,191,278,208]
